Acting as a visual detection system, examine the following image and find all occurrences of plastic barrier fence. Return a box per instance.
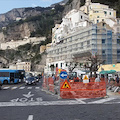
[48,77,54,93]
[60,81,106,99]
[42,76,48,90]
[42,76,54,93]
[43,76,106,99]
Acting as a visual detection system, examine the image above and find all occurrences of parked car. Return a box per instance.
[25,77,37,85]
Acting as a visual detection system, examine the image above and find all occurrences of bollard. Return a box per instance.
[47,76,49,91]
[58,76,61,99]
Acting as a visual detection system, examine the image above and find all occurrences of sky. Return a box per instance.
[0,0,63,14]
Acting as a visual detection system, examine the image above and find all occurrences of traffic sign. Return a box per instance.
[83,75,89,80]
[61,80,71,89]
[83,75,89,83]
[60,71,68,79]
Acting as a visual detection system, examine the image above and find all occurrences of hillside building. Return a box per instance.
[80,0,116,24]
[52,9,90,45]
[40,45,46,54]
[44,1,120,74]
[45,23,119,73]
[9,61,31,72]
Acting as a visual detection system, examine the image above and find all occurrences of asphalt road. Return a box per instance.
[1,104,120,120]
[0,80,120,120]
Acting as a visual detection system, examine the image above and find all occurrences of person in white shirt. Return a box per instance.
[95,76,100,82]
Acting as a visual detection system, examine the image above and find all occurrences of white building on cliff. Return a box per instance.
[44,0,120,74]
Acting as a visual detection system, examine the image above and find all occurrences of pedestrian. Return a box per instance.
[52,74,56,85]
[73,76,79,82]
[116,75,119,86]
[95,76,100,82]
[52,74,55,81]
[67,75,69,82]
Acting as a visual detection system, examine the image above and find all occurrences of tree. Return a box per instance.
[67,58,78,72]
[50,64,55,72]
[84,54,105,78]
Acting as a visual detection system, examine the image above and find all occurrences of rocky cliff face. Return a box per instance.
[51,0,69,7]
[0,0,119,42]
[3,22,38,42]
[0,7,52,42]
[0,7,51,28]
[62,0,81,16]
[0,0,82,42]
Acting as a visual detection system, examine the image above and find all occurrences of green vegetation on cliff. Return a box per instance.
[5,4,64,41]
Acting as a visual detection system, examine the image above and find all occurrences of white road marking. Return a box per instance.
[0,98,120,107]
[114,87,119,92]
[27,87,32,89]
[10,98,19,102]
[11,87,17,90]
[0,100,82,107]
[35,87,40,89]
[3,87,10,90]
[88,97,116,104]
[76,98,88,100]
[75,98,87,104]
[36,97,43,102]
[27,115,33,120]
[19,87,25,89]
[23,92,34,98]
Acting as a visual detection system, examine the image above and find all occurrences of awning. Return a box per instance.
[99,70,116,74]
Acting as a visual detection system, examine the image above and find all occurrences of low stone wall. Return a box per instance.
[0,37,46,50]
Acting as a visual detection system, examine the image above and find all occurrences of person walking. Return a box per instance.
[116,75,119,86]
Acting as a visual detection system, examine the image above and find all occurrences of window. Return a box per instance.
[81,42,83,47]
[81,15,83,19]
[117,50,120,54]
[102,19,104,21]
[15,73,19,78]
[97,16,99,18]
[95,11,99,13]
[104,11,107,15]
[102,39,105,44]
[97,20,99,23]
[117,19,119,24]
[109,12,111,15]
[117,39,120,44]
[103,23,105,27]
[66,63,67,67]
[56,64,58,67]
[87,41,90,45]
[117,27,119,32]
[102,50,105,54]
[0,72,9,77]
[61,63,62,68]
[81,42,83,49]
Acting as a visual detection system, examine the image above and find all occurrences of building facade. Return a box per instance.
[9,62,31,72]
[80,0,116,24]
[45,24,117,73]
[52,9,90,45]
[44,0,119,74]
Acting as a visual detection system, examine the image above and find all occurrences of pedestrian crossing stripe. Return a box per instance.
[2,86,40,90]
[61,80,71,89]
